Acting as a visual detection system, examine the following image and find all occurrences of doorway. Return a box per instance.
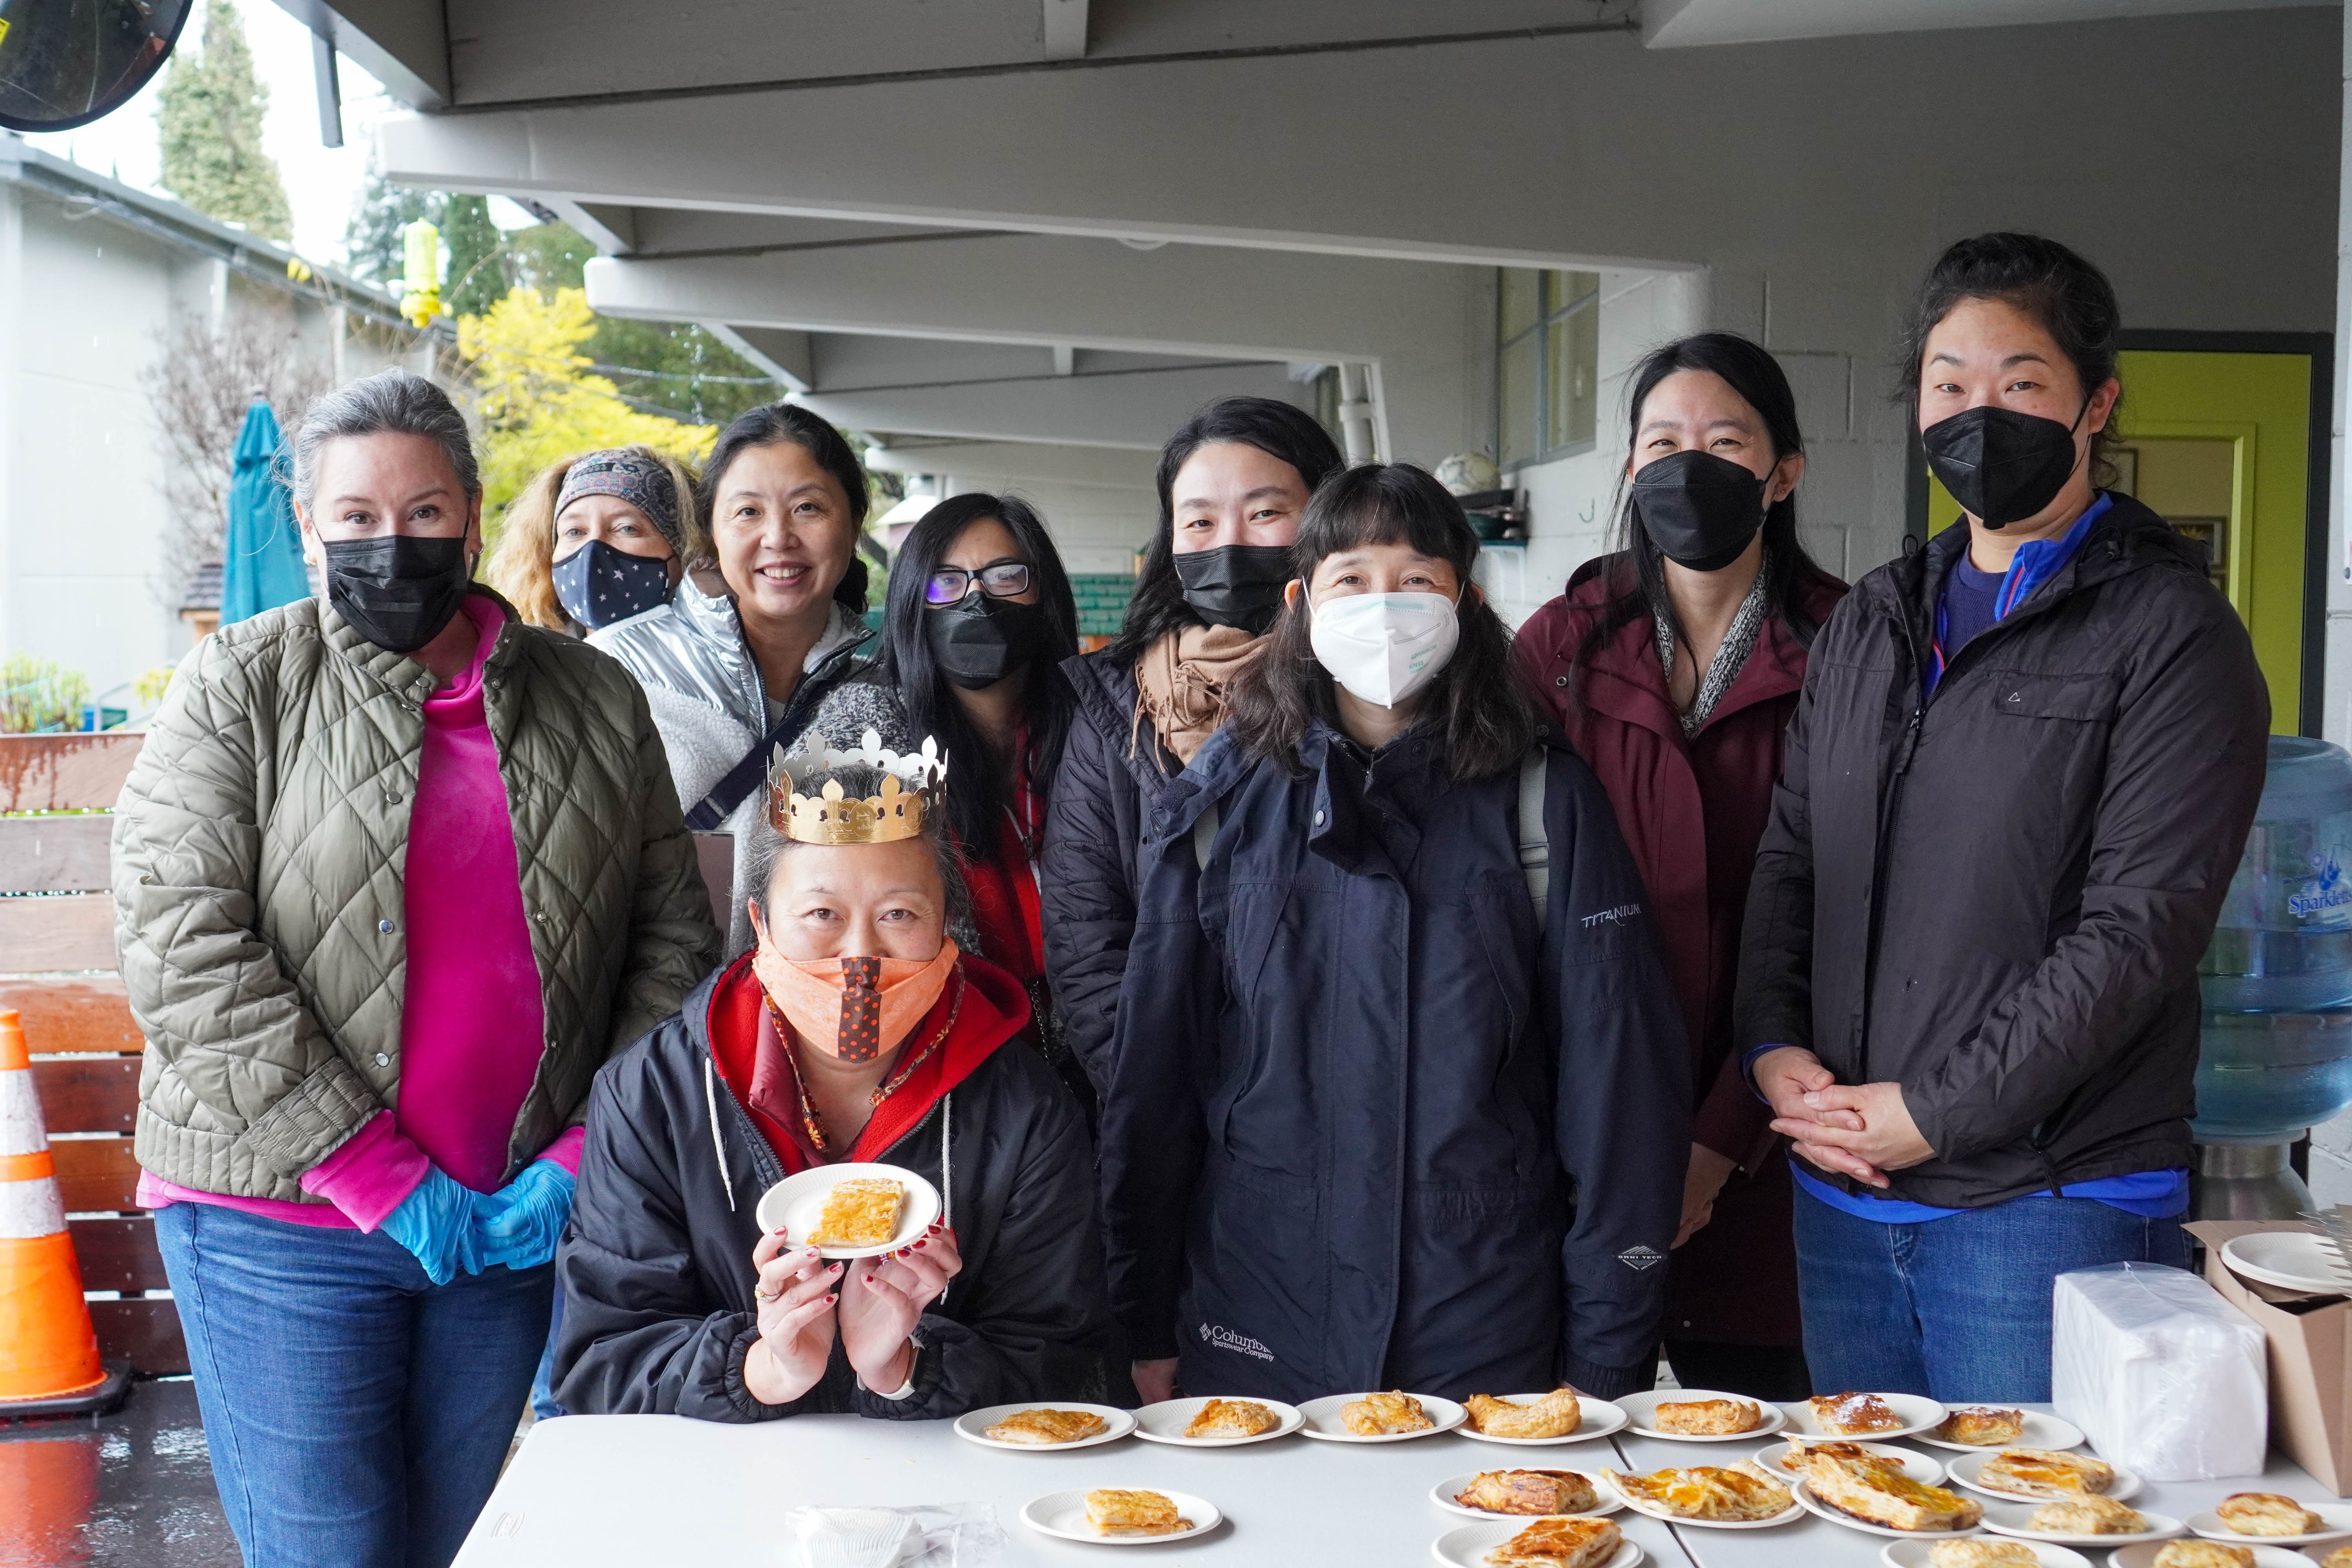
[1911,332,2331,735]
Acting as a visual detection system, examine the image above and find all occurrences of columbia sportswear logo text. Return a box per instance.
[1579,903,1644,930]
[1199,1322,1276,1362]
[1617,1245,1664,1272]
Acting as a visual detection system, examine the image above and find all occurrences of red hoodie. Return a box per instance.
[702,950,1033,1174]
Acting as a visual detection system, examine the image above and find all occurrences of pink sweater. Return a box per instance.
[138,596,579,1230]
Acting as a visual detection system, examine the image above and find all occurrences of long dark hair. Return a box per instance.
[697,402,870,612]
[1225,464,1535,783]
[1572,333,1828,695]
[877,493,1079,851]
[1896,230,2125,488]
[1105,396,1346,665]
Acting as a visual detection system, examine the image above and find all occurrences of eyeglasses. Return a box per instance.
[925,562,1033,605]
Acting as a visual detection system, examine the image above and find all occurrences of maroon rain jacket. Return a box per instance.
[1514,553,1847,1348]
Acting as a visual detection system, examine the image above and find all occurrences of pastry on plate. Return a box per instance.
[1341,1389,1433,1436]
[1810,1391,1906,1434]
[1651,1396,1764,1436]
[1976,1448,2115,1499]
[1083,1489,1188,1537]
[1798,1448,1981,1532]
[1466,1389,1584,1439]
[2027,1494,2146,1534]
[1182,1398,1278,1439]
[1454,1469,1599,1516]
[1602,1462,1792,1521]
[2320,1548,2352,1568]
[808,1176,904,1247]
[1779,1438,1899,1474]
[2213,1491,2325,1535]
[1927,1543,2040,1567]
[1933,1406,2026,1446]
[1482,1515,1622,1568]
[981,1407,1106,1446]
[2151,1543,2254,1568]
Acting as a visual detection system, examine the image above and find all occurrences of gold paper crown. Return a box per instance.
[768,729,950,845]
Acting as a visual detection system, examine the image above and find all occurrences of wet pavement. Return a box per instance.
[0,1379,238,1567]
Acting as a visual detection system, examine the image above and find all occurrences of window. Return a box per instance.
[1496,269,1599,470]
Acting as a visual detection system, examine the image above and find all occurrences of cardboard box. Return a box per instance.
[2189,1219,2352,1495]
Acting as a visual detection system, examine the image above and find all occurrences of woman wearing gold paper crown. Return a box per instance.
[552,731,1116,1420]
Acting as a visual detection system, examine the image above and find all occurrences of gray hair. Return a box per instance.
[287,369,479,510]
[744,762,971,933]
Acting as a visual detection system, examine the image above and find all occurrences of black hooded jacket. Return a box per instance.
[1041,650,1196,1091]
[1100,720,1690,1401]
[1735,496,2271,1207]
[552,956,1116,1421]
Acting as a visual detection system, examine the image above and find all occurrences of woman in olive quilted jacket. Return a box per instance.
[111,370,720,1568]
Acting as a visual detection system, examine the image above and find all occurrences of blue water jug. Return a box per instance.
[2200,736,2352,1011]
[2191,1007,2352,1143]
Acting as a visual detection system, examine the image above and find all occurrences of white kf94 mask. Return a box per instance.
[1307,588,1462,709]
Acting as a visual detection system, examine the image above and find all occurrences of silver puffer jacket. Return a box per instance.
[592,577,872,955]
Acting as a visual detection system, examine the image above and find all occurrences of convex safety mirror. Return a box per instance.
[0,0,190,133]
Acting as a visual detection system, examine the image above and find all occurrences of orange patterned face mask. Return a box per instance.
[754,938,960,1063]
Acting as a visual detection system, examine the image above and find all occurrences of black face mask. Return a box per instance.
[1920,402,2087,529]
[1174,543,1292,634]
[927,593,1047,690]
[552,539,670,630]
[1632,450,1768,572]
[322,535,472,654]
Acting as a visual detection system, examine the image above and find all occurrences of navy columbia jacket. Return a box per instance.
[1098,719,1690,1401]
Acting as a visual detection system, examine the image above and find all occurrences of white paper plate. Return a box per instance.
[1755,1439,1945,1486]
[2113,1544,2312,1568]
[1296,1392,1466,1442]
[1917,1409,2088,1454]
[1130,1396,1303,1447]
[952,1402,1136,1452]
[1614,1388,1788,1442]
[1020,1488,1218,1545]
[752,1162,941,1260]
[1978,1500,2183,1547]
[1602,1472,1804,1530]
[1880,1541,2092,1567]
[1429,1470,1624,1521]
[2222,1231,2352,1297]
[1431,1523,1641,1568]
[1456,1394,1630,1446]
[1947,1452,2141,1504]
[1781,1392,1951,1443]
[2185,1500,2352,1546]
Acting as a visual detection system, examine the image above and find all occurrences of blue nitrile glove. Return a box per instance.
[474,1160,576,1271]
[381,1169,488,1287]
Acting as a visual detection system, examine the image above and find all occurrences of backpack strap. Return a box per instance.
[1518,749,1551,932]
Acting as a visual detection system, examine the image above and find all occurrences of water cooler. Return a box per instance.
[2191,736,2352,1219]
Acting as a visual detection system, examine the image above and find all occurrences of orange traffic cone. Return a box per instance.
[0,1008,109,1406]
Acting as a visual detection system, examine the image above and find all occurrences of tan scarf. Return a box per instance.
[1133,623,1263,765]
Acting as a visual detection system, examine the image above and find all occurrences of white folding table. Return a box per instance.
[453,1404,2339,1566]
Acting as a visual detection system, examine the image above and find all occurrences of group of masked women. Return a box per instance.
[111,229,2270,1568]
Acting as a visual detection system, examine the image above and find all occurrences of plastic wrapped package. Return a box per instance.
[2051,1262,2268,1481]
[784,1503,1005,1568]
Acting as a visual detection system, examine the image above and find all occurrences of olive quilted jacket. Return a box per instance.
[114,591,721,1203]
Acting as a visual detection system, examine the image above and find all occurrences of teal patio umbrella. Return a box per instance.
[218,396,310,626]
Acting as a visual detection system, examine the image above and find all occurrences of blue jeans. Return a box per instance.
[1791,1181,2186,1401]
[156,1201,555,1568]
[528,1279,566,1420]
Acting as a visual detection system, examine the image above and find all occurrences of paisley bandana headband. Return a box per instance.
[555,450,681,548]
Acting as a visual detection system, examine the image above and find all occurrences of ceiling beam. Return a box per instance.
[702,324,809,392]
[267,0,448,108]
[1044,0,1089,61]
[797,361,1305,451]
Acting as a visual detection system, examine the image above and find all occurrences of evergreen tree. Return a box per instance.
[156,0,293,241]
[441,194,508,319]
